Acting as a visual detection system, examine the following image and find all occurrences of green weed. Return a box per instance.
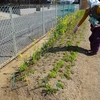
[56,81,64,89]
[26,69,35,75]
[16,76,25,81]
[48,71,57,78]
[44,83,58,94]
[19,61,28,72]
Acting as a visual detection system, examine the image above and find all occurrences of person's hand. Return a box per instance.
[73,25,79,33]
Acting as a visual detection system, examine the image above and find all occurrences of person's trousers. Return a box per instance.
[89,26,100,54]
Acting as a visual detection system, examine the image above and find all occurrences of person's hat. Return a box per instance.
[87,0,100,8]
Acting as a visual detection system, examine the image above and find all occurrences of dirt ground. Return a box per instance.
[0,18,100,100]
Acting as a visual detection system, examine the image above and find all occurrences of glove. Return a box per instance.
[73,25,79,33]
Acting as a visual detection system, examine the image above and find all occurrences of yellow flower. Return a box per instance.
[34,39,36,41]
[32,42,35,45]
[56,16,58,19]
[19,54,23,58]
[48,32,51,34]
[63,21,66,25]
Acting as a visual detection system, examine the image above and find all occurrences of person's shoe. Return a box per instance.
[86,50,97,56]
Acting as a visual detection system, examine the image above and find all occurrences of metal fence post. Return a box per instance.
[62,4,65,17]
[73,4,75,12]
[55,4,57,26]
[68,4,70,14]
[42,5,45,35]
[9,7,17,55]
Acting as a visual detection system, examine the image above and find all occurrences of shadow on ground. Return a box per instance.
[48,46,88,55]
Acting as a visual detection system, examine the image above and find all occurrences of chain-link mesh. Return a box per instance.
[0,4,79,67]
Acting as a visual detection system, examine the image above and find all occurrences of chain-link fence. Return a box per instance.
[0,4,79,67]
